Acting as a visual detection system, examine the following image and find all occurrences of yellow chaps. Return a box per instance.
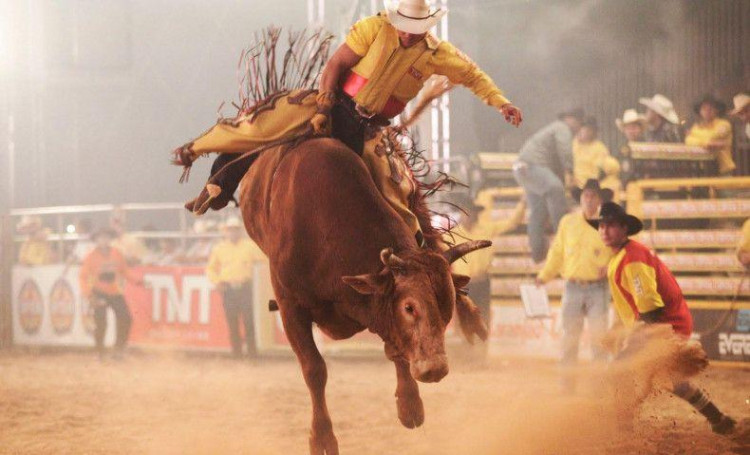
[187,89,420,235]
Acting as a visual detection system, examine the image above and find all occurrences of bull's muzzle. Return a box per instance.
[410,354,449,383]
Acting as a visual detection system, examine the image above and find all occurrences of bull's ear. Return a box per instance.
[342,274,384,295]
[452,273,471,290]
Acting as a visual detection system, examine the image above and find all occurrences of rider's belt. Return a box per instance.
[337,91,391,128]
[341,72,406,120]
[566,278,606,287]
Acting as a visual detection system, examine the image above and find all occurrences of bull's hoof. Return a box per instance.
[397,394,425,429]
[309,431,339,455]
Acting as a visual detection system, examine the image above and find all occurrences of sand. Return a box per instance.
[0,350,747,455]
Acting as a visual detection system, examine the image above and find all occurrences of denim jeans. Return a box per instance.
[560,280,610,366]
[512,163,568,262]
[222,281,257,357]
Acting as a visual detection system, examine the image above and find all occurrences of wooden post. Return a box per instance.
[0,215,13,348]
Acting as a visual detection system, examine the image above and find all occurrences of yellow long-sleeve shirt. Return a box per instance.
[685,118,735,174]
[572,139,610,187]
[737,218,750,262]
[18,239,53,266]
[451,192,525,280]
[537,211,612,283]
[344,13,510,118]
[207,239,266,286]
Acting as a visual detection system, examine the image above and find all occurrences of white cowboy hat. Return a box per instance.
[16,215,43,233]
[386,0,447,35]
[221,216,244,230]
[615,109,646,132]
[730,93,749,116]
[639,94,680,125]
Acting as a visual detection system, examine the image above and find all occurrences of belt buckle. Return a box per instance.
[355,104,377,120]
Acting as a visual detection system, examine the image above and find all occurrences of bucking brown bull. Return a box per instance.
[239,136,490,455]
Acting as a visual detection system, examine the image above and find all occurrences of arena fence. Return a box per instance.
[488,177,749,364]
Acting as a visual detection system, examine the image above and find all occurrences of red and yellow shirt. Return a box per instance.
[343,13,510,118]
[607,240,693,336]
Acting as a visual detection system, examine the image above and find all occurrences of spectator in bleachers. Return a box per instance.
[207,217,267,358]
[685,95,735,176]
[16,216,54,266]
[615,109,646,186]
[79,228,144,360]
[514,108,583,263]
[573,117,610,187]
[600,157,624,202]
[450,190,526,340]
[737,218,750,268]
[536,179,613,393]
[729,92,749,139]
[639,94,683,143]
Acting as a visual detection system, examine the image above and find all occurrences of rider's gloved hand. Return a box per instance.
[311,91,336,136]
[311,113,331,136]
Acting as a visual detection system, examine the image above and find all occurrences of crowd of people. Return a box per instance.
[512,91,749,264]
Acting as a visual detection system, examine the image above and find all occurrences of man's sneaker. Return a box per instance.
[711,415,736,435]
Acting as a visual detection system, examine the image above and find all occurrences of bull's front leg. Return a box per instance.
[279,303,339,455]
[385,344,424,429]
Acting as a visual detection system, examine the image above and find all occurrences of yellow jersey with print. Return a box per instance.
[450,192,525,280]
[738,218,750,256]
[207,238,266,286]
[537,211,612,283]
[685,118,735,174]
[607,240,692,337]
[343,13,509,118]
[572,139,610,187]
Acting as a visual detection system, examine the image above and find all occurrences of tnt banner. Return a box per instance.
[12,265,115,347]
[692,307,750,363]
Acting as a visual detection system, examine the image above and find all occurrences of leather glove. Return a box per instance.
[311,113,331,136]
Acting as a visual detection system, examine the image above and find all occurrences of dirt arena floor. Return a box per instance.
[0,350,748,455]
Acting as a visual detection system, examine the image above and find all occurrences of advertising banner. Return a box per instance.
[692,308,750,363]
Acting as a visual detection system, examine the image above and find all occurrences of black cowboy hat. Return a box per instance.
[91,227,118,240]
[586,202,643,236]
[571,179,614,203]
[557,107,585,122]
[693,94,727,116]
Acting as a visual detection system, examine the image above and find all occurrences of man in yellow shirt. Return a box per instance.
[685,95,735,176]
[536,179,613,392]
[737,218,750,268]
[176,0,522,243]
[16,216,53,266]
[207,217,267,358]
[450,190,526,334]
[572,117,611,187]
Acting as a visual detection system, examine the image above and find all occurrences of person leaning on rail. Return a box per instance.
[535,179,613,394]
[589,202,736,435]
[513,107,583,263]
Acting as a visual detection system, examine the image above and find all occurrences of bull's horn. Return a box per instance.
[380,248,407,269]
[442,240,493,264]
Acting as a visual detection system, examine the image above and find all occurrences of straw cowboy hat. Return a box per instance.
[615,109,646,132]
[386,0,447,35]
[586,202,643,236]
[729,93,749,116]
[15,215,43,234]
[220,216,244,231]
[639,94,680,125]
